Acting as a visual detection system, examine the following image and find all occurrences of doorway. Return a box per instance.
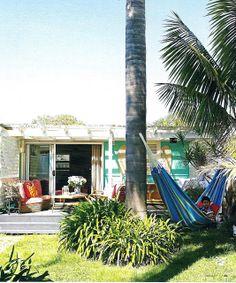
[28,144,50,195]
[56,144,92,193]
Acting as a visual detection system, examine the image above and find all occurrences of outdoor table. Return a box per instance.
[89,193,108,200]
[51,193,89,211]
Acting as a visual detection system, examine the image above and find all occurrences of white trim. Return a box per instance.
[24,141,103,145]
[5,125,199,141]
[101,143,104,191]
[107,130,113,193]
[25,145,30,180]
[49,144,56,195]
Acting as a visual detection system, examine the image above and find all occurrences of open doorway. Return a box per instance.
[56,144,92,194]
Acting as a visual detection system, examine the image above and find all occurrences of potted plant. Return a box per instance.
[67,176,87,193]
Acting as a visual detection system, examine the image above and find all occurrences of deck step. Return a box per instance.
[0,211,65,234]
[0,222,60,233]
[0,215,62,223]
[0,229,59,234]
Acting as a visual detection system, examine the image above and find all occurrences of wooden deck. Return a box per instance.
[0,202,168,234]
[0,210,66,234]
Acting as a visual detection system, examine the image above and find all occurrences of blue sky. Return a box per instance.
[0,0,209,125]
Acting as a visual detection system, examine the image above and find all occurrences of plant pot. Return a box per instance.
[74,186,81,194]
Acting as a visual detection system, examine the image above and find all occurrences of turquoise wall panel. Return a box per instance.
[160,141,189,180]
[103,140,189,187]
[104,141,125,187]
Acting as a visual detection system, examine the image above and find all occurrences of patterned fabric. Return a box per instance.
[23,181,39,198]
[32,179,42,195]
[196,170,226,215]
[151,166,226,228]
[140,134,227,228]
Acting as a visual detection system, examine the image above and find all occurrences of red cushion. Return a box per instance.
[20,198,28,204]
[32,179,42,196]
[210,203,220,215]
[197,202,203,208]
[18,183,26,199]
[23,181,39,198]
[112,184,117,198]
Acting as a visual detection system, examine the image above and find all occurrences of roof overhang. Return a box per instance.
[1,124,199,141]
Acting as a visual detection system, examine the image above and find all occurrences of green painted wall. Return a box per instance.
[103,140,189,187]
[160,141,189,180]
[104,141,125,188]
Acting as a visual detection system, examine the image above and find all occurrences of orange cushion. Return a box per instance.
[23,181,39,198]
[32,179,42,196]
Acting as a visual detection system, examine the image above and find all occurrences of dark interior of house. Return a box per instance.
[56,144,92,193]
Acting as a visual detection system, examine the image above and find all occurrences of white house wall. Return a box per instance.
[0,132,19,180]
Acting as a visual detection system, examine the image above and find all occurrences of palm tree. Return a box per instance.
[156,0,236,222]
[156,0,236,146]
[125,0,147,218]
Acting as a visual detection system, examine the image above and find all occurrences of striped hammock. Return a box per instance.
[140,134,227,228]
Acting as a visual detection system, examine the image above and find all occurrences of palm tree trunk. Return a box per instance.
[125,0,147,218]
[223,184,236,225]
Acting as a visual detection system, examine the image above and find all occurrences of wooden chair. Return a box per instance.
[116,185,126,203]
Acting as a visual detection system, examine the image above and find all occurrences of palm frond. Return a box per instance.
[161,12,234,111]
[156,83,235,138]
[208,0,236,77]
[200,156,236,190]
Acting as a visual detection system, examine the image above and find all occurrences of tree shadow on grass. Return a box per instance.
[39,254,63,269]
[134,227,236,282]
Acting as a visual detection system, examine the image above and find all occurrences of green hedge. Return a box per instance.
[59,199,180,266]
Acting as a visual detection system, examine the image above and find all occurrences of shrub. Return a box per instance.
[182,179,205,202]
[0,246,51,282]
[185,186,204,202]
[98,216,180,266]
[59,200,180,266]
[59,199,132,255]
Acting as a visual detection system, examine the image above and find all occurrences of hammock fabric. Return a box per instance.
[139,134,227,228]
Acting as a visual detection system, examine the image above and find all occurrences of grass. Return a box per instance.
[0,224,235,282]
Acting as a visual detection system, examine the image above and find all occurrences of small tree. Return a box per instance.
[151,114,187,130]
[31,114,85,126]
[156,0,236,221]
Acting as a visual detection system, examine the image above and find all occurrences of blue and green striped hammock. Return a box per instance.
[140,134,227,228]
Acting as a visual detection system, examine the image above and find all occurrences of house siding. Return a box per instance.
[103,140,190,188]
[104,141,125,188]
[160,141,189,180]
[0,134,20,180]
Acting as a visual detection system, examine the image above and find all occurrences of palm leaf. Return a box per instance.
[208,0,236,77]
[156,83,235,137]
[160,12,235,111]
[157,9,236,139]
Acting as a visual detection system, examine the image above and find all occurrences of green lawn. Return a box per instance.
[0,226,235,282]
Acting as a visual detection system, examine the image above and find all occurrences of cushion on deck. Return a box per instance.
[23,181,39,198]
[26,197,43,204]
[32,179,42,195]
